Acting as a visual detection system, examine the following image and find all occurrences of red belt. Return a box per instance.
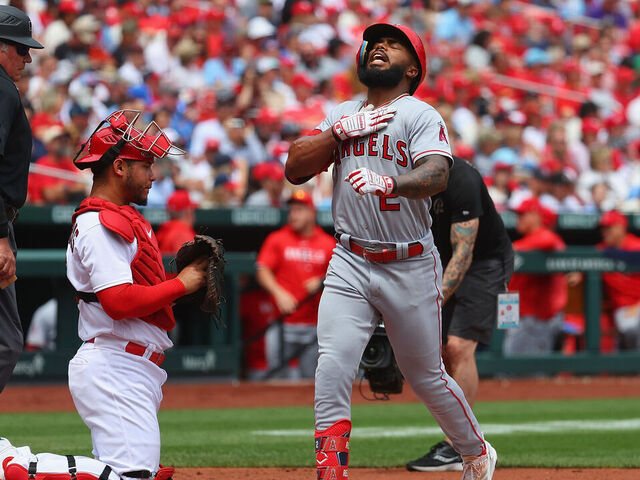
[86,338,165,366]
[348,240,423,263]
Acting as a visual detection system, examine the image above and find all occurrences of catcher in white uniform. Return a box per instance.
[0,111,208,480]
[286,23,497,480]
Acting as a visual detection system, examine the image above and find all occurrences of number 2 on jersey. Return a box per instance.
[380,195,400,211]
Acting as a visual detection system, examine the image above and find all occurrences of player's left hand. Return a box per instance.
[345,167,396,196]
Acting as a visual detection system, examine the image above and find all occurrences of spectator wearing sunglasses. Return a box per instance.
[0,5,44,393]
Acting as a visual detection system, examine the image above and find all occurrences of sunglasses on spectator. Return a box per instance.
[4,41,30,57]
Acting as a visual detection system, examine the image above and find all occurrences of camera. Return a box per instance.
[360,326,403,395]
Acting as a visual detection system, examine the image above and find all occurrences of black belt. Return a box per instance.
[5,204,18,224]
[76,291,99,303]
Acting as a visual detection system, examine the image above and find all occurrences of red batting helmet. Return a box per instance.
[357,23,427,95]
[74,110,184,170]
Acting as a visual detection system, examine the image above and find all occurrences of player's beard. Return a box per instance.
[357,63,408,89]
[124,172,150,206]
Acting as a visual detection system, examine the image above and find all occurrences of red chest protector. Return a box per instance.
[72,197,175,330]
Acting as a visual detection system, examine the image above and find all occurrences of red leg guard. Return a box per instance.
[2,457,14,472]
[315,419,351,480]
[154,467,174,480]
[4,463,29,480]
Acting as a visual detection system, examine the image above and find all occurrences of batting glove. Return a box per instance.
[345,167,396,196]
[332,104,397,142]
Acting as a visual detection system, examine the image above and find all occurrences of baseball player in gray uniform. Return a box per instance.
[286,23,496,480]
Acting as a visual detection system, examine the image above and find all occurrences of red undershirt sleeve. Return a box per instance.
[96,278,186,320]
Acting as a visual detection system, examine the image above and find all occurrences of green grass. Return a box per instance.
[1,398,639,468]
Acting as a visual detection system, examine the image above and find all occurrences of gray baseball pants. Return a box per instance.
[0,224,23,392]
[315,245,486,456]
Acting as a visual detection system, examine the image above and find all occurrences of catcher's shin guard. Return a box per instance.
[4,454,120,480]
[154,466,174,480]
[315,419,351,480]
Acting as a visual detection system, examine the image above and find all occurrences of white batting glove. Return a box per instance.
[332,104,397,141]
[345,167,396,196]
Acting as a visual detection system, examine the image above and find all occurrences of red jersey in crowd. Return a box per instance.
[510,227,567,320]
[28,155,80,204]
[256,224,335,325]
[156,219,197,255]
[598,233,640,309]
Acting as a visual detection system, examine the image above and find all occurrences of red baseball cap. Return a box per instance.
[581,117,602,135]
[253,162,285,181]
[616,67,635,84]
[291,1,314,16]
[455,143,475,160]
[561,58,580,74]
[513,197,558,226]
[58,0,80,14]
[287,189,315,209]
[512,197,544,215]
[254,107,280,125]
[167,190,198,212]
[205,138,221,150]
[599,210,628,228]
[291,72,316,90]
[605,112,627,130]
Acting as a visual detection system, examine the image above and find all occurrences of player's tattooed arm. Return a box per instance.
[441,218,479,304]
[392,155,450,198]
[286,130,337,184]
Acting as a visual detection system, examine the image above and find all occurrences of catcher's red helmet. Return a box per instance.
[74,110,184,170]
[357,23,427,95]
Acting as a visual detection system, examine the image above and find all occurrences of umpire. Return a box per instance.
[0,5,43,393]
[406,157,514,472]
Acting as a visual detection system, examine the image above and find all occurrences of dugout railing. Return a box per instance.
[7,205,640,382]
[9,247,640,382]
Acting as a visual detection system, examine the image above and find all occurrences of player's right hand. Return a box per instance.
[0,238,16,282]
[274,288,298,315]
[332,104,397,141]
[177,257,208,294]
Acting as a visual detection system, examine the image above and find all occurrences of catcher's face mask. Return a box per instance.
[73,110,185,170]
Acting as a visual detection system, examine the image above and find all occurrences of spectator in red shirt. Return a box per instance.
[28,125,87,205]
[504,197,567,356]
[156,190,197,255]
[245,162,287,207]
[255,190,336,378]
[598,210,640,350]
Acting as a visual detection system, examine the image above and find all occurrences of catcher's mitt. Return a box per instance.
[174,234,226,322]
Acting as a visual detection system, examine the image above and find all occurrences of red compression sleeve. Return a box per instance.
[96,278,185,320]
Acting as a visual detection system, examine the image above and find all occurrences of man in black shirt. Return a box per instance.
[407,157,514,472]
[0,5,43,392]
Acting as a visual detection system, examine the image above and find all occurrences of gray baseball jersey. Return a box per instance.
[316,93,453,244]
[312,93,487,459]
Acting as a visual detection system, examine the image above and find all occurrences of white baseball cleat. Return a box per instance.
[461,440,497,480]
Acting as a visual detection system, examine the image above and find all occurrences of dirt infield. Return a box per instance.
[2,376,640,479]
[2,375,640,412]
[177,467,640,479]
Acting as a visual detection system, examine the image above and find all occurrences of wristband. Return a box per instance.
[386,176,397,195]
[331,124,343,142]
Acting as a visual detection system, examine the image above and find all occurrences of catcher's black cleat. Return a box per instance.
[406,441,463,472]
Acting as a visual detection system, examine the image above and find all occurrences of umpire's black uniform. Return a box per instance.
[0,63,32,391]
[430,157,514,346]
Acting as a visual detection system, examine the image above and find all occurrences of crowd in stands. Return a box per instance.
[17,0,640,215]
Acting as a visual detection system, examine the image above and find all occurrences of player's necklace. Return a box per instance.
[363,93,409,110]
